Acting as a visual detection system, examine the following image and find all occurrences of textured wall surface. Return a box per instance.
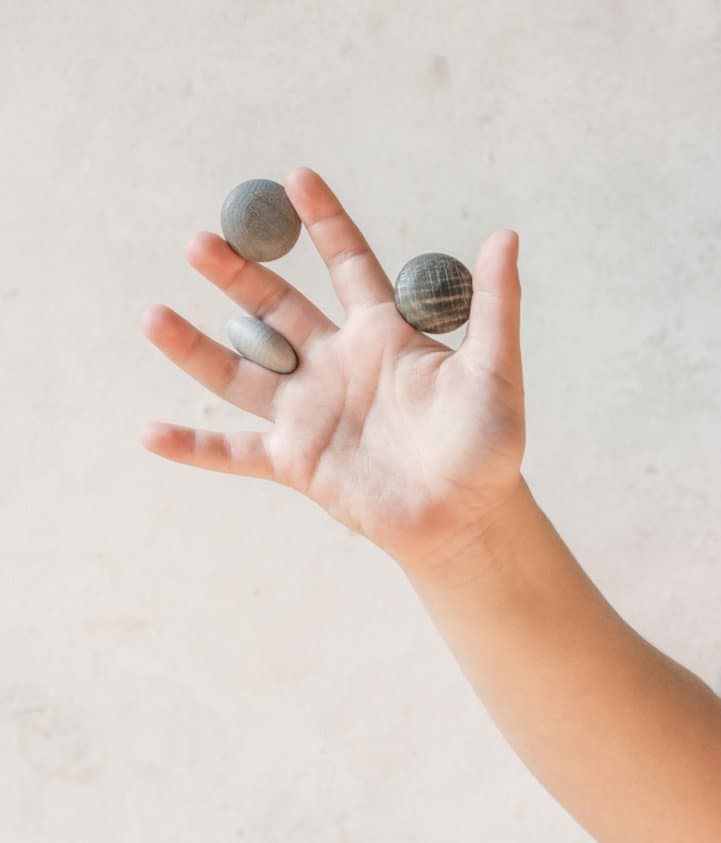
[2,1,720,841]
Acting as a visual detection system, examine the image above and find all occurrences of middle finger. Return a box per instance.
[186,230,336,350]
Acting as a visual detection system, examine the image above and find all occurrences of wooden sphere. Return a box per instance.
[394,253,473,333]
[221,179,301,262]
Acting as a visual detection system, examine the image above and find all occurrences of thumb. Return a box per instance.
[459,229,523,385]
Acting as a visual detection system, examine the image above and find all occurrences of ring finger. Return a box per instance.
[142,304,280,420]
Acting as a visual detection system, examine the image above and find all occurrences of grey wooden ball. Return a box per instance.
[221,179,301,262]
[394,253,473,333]
[227,314,298,374]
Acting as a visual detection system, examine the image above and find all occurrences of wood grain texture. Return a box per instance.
[221,179,301,262]
[394,252,473,333]
[226,314,298,374]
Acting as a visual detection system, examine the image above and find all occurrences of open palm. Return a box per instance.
[142,168,525,569]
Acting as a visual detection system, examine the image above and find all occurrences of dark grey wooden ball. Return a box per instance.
[221,179,301,262]
[394,253,473,333]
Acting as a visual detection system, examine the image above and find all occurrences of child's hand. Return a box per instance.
[142,169,721,843]
[141,167,524,573]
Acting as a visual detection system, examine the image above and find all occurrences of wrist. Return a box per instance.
[397,475,544,595]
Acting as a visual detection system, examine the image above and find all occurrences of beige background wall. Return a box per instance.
[2,1,720,840]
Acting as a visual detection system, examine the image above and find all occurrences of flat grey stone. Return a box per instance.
[226,314,298,374]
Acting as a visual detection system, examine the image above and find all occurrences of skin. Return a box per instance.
[142,167,721,842]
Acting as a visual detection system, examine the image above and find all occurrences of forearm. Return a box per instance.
[403,479,721,843]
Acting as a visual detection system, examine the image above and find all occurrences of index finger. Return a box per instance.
[186,231,335,349]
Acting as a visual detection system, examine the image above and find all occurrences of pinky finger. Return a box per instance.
[140,422,275,480]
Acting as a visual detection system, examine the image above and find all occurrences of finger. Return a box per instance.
[284,166,393,311]
[142,304,280,421]
[140,422,274,479]
[186,231,335,348]
[459,229,523,385]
